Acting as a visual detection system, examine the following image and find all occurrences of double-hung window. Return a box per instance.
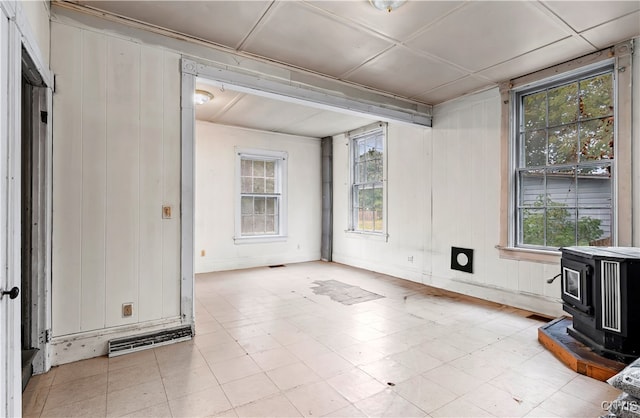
[514,64,615,249]
[235,149,287,242]
[349,123,386,234]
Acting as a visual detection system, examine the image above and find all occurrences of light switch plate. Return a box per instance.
[162,205,172,219]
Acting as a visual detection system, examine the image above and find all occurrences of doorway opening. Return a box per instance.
[20,48,51,390]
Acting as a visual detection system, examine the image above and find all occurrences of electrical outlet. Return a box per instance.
[122,303,133,317]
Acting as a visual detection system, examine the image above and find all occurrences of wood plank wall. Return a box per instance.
[51,22,181,336]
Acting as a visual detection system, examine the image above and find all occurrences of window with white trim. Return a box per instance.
[514,64,614,249]
[235,149,287,242]
[349,123,386,234]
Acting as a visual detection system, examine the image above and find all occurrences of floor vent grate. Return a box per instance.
[527,314,552,322]
[108,325,193,357]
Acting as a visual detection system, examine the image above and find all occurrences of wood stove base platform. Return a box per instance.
[538,316,626,382]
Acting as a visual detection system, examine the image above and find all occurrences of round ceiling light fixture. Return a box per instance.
[194,89,214,105]
[369,0,407,12]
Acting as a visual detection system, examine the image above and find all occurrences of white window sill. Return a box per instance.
[234,235,288,245]
[345,230,388,242]
[496,245,561,264]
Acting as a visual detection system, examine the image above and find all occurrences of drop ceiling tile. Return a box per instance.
[78,1,272,49]
[405,1,571,72]
[282,111,374,138]
[241,1,392,78]
[212,94,322,133]
[580,11,640,49]
[477,36,596,83]
[413,76,492,105]
[307,0,464,41]
[542,1,640,33]
[345,46,467,99]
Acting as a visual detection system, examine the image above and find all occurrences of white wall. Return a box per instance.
[20,0,49,67]
[195,122,322,273]
[50,22,181,357]
[333,92,564,317]
[333,123,431,284]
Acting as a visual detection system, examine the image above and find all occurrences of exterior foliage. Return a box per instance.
[523,195,603,248]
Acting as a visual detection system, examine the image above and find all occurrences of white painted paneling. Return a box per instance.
[80,30,107,331]
[138,45,164,322]
[194,122,322,273]
[162,53,181,318]
[51,21,182,347]
[51,23,83,336]
[19,0,49,74]
[333,89,569,316]
[332,123,431,284]
[105,36,141,327]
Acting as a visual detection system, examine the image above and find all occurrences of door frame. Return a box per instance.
[1,0,53,414]
[1,2,24,415]
[21,51,53,377]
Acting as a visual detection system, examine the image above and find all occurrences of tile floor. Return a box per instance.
[23,261,620,417]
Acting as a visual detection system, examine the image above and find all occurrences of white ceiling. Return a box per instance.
[67,0,640,137]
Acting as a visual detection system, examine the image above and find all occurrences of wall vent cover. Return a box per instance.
[451,247,474,274]
[108,325,193,357]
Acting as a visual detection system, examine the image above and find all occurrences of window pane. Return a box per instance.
[523,130,547,167]
[516,68,614,250]
[255,197,265,214]
[579,73,613,119]
[358,142,367,162]
[546,168,576,208]
[253,160,264,177]
[266,197,276,215]
[254,214,266,234]
[254,178,265,193]
[241,177,252,193]
[241,196,253,215]
[265,179,275,193]
[373,210,383,232]
[547,205,576,248]
[577,166,611,208]
[241,159,252,176]
[373,187,383,212]
[548,82,578,126]
[521,208,545,246]
[368,154,383,182]
[241,215,254,235]
[580,117,614,161]
[265,215,276,234]
[523,91,547,131]
[578,208,609,246]
[265,160,275,178]
[519,170,544,207]
[548,124,578,165]
[375,135,383,153]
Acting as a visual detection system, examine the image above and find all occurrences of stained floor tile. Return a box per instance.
[23,262,621,418]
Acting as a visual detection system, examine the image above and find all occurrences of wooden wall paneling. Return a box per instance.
[51,23,83,336]
[162,52,181,318]
[80,30,107,331]
[138,46,164,322]
[105,37,140,327]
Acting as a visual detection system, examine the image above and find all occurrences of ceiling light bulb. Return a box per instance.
[369,0,407,12]
[194,89,214,105]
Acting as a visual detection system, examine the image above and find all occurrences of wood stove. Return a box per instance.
[561,247,640,363]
